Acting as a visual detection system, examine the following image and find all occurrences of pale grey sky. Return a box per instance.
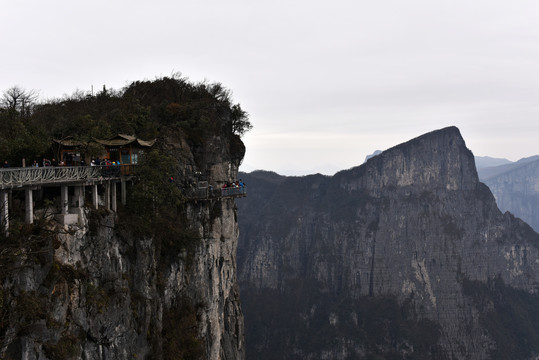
[1,0,538,175]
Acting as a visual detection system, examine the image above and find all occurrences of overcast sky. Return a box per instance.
[1,0,538,175]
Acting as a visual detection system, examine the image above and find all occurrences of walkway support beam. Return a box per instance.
[92,184,99,209]
[121,178,126,206]
[25,188,33,224]
[61,185,69,215]
[74,185,85,208]
[2,191,8,234]
[105,182,111,211]
[111,182,117,212]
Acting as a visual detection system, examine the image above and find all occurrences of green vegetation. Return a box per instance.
[15,291,48,326]
[118,148,201,265]
[463,276,539,359]
[85,282,109,314]
[0,74,249,357]
[242,279,444,360]
[43,332,80,359]
[0,73,251,165]
[160,299,205,360]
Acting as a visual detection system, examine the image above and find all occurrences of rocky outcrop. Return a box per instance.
[0,131,245,359]
[237,127,539,359]
[479,157,539,233]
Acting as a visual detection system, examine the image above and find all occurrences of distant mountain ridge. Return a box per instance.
[478,156,539,233]
[364,149,382,162]
[237,127,539,359]
[474,155,512,169]
[477,155,539,180]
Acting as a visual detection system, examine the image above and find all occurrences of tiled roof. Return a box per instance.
[55,134,156,147]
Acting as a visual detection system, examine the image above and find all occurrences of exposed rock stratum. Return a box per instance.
[238,126,539,360]
[0,130,245,360]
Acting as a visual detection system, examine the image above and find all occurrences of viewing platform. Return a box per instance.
[0,165,135,233]
[187,181,247,200]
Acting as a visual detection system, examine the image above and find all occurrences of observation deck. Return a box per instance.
[187,181,247,200]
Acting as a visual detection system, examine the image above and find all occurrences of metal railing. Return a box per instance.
[0,165,248,201]
[220,187,247,197]
[187,186,247,199]
[0,165,136,188]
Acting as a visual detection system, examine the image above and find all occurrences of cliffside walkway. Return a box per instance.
[0,165,134,189]
[188,186,247,200]
[0,165,135,233]
[0,166,247,234]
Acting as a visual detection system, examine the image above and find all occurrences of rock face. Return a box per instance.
[479,157,539,233]
[0,132,245,359]
[237,127,539,359]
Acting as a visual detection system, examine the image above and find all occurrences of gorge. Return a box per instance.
[2,79,539,360]
[237,126,539,359]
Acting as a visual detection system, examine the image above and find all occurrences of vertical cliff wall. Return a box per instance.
[238,126,539,359]
[0,131,245,359]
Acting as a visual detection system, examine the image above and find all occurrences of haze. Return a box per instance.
[1,0,538,175]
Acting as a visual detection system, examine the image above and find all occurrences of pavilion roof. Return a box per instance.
[92,134,156,147]
[54,134,156,148]
[52,136,86,147]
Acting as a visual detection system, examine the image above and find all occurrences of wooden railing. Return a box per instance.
[0,165,136,189]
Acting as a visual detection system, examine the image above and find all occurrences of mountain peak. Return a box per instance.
[237,126,539,359]
[339,126,478,193]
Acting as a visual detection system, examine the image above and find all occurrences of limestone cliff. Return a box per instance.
[0,130,245,359]
[237,126,539,359]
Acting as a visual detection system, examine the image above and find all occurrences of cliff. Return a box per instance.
[237,126,539,359]
[479,157,539,233]
[0,129,245,359]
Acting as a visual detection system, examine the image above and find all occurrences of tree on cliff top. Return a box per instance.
[0,74,252,165]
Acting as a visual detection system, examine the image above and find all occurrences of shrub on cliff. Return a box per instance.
[0,73,251,165]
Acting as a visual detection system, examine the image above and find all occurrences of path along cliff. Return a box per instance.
[237,126,539,359]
